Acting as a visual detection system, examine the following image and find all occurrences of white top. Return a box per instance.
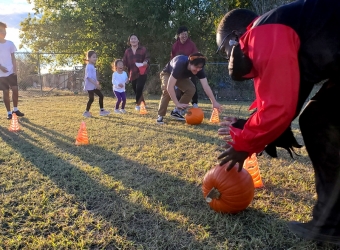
[84,63,97,90]
[0,40,17,77]
[112,71,128,93]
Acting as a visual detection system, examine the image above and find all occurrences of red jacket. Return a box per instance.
[229,0,340,154]
[230,24,300,154]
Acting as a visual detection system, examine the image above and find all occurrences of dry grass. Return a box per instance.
[0,95,338,249]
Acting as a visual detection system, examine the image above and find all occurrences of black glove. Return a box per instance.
[231,119,303,158]
[231,118,247,129]
[263,126,303,158]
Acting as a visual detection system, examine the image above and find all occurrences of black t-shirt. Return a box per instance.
[162,55,206,80]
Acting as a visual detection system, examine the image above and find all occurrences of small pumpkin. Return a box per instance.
[202,164,254,214]
[185,107,204,125]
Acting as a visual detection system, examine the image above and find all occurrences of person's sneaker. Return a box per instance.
[135,105,140,111]
[7,113,12,120]
[156,116,164,124]
[192,103,199,108]
[120,109,126,114]
[170,110,185,121]
[12,110,25,117]
[100,109,110,116]
[114,109,122,114]
[180,108,186,116]
[83,111,92,118]
[288,221,340,246]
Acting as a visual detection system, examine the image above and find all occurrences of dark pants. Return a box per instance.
[175,76,198,104]
[0,74,18,90]
[299,80,340,235]
[114,91,126,110]
[0,74,19,112]
[86,89,103,111]
[131,74,147,106]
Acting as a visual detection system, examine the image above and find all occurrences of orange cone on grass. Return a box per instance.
[243,153,264,188]
[209,108,220,123]
[140,102,148,114]
[75,121,89,145]
[9,113,20,132]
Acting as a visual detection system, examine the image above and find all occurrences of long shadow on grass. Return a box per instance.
[0,126,209,249]
[103,115,221,146]
[3,120,323,249]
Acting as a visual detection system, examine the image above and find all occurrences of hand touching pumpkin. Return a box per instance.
[217,117,249,172]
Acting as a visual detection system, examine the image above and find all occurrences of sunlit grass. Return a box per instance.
[0,95,336,249]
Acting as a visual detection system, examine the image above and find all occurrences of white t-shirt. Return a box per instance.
[84,63,97,90]
[112,71,128,93]
[0,40,17,77]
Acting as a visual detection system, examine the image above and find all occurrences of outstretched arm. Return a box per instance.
[199,78,222,111]
[218,24,301,170]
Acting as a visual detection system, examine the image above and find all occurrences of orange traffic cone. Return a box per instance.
[75,121,89,145]
[140,102,148,114]
[209,108,220,123]
[9,113,20,132]
[243,153,264,188]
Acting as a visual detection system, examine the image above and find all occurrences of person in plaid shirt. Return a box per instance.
[123,34,150,111]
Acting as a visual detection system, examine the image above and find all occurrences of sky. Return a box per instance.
[0,0,35,51]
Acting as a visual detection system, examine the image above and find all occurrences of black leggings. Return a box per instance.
[299,80,340,235]
[131,74,147,105]
[86,89,103,111]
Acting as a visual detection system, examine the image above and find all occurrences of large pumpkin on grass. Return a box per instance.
[202,164,254,214]
[185,107,204,125]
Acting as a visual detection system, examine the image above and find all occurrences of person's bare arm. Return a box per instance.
[199,78,222,111]
[11,53,17,74]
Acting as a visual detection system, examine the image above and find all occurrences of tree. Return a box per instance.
[20,0,294,89]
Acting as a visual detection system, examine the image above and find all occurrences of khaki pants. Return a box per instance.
[158,72,195,116]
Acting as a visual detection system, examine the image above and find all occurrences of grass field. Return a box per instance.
[0,94,337,249]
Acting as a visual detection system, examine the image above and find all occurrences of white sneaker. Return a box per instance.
[100,109,110,116]
[135,106,140,111]
[192,103,199,108]
[120,109,126,114]
[83,111,92,118]
[156,115,164,124]
[114,109,122,114]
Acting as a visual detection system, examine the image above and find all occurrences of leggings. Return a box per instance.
[131,74,147,105]
[86,89,103,111]
[114,91,126,109]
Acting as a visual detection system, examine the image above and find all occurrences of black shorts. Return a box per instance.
[0,74,18,90]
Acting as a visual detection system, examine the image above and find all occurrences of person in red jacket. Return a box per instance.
[171,26,199,108]
[123,34,150,111]
[216,0,340,245]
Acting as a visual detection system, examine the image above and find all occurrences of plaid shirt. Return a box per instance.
[123,46,150,81]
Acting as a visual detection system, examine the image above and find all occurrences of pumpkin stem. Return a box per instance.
[205,187,220,203]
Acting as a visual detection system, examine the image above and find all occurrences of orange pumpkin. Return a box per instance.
[202,164,254,214]
[185,108,204,125]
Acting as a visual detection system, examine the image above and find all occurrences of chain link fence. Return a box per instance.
[14,52,84,97]
[11,52,256,101]
[10,52,333,105]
